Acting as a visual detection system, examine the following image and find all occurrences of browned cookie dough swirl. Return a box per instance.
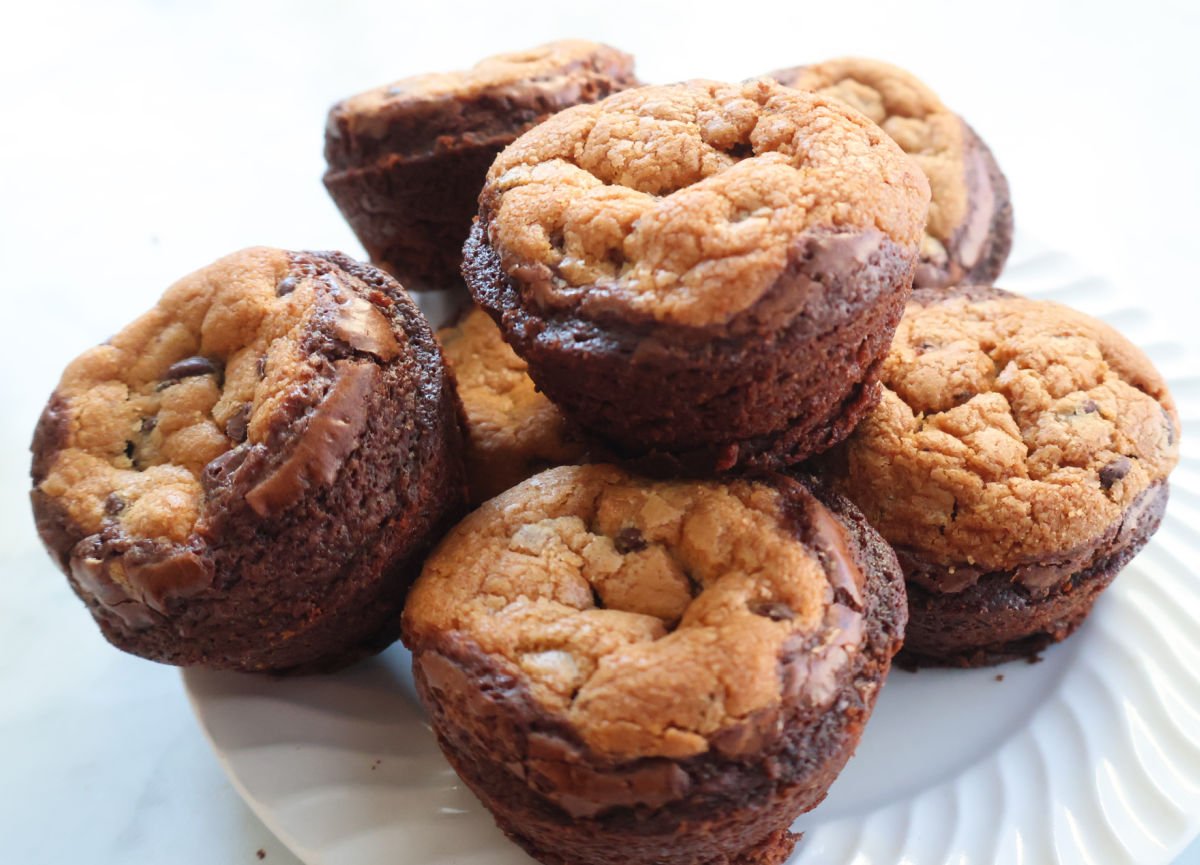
[403,465,906,865]
[31,248,466,672]
[438,306,589,504]
[771,58,1013,288]
[829,286,1179,666]
[324,40,638,291]
[465,79,931,472]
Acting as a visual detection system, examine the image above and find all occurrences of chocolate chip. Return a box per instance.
[104,493,125,515]
[123,440,135,460]
[256,356,267,379]
[201,447,250,495]
[613,527,647,554]
[224,403,251,443]
[140,416,157,434]
[833,586,862,611]
[1099,456,1132,489]
[749,602,794,622]
[163,356,222,383]
[1081,399,1100,414]
[275,276,297,297]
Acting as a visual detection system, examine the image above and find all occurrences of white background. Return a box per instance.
[1,1,1197,862]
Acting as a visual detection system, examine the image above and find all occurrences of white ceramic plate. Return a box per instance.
[184,234,1200,865]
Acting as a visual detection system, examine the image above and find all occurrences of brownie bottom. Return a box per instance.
[899,483,1168,668]
[408,482,906,865]
[324,143,501,291]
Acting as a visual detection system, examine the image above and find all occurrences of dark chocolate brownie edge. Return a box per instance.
[898,482,1168,668]
[324,144,504,290]
[324,55,639,170]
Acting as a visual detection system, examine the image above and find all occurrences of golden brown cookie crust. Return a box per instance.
[772,58,969,265]
[838,288,1180,572]
[35,247,400,549]
[480,78,929,327]
[438,307,586,502]
[404,465,860,760]
[334,40,635,136]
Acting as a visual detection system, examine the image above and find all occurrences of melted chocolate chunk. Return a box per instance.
[104,493,126,515]
[613,527,647,554]
[201,447,250,495]
[163,356,223,383]
[1099,457,1132,490]
[224,403,251,443]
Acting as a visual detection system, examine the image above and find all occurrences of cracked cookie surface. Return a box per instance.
[404,464,867,760]
[438,307,587,503]
[772,58,1012,288]
[480,78,929,327]
[836,286,1179,576]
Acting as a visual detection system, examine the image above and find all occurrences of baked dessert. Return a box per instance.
[30,248,466,672]
[438,306,588,503]
[829,286,1180,666]
[465,78,931,472]
[771,57,1012,288]
[324,40,638,291]
[403,464,906,865]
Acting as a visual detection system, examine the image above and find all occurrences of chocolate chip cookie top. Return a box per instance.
[771,59,972,272]
[327,40,637,152]
[404,464,866,760]
[438,307,586,502]
[34,247,404,556]
[838,287,1180,572]
[478,78,930,328]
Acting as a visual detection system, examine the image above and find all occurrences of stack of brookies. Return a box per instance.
[29,42,1181,865]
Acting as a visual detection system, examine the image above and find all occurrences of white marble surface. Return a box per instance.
[1,1,1197,863]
